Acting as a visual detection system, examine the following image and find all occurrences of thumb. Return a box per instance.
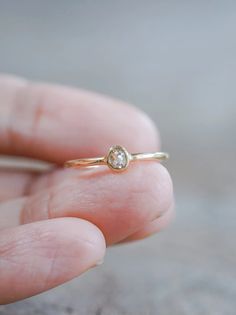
[0,218,106,304]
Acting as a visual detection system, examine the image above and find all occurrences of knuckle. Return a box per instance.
[6,82,47,152]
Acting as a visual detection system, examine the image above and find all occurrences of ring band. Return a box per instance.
[65,145,169,172]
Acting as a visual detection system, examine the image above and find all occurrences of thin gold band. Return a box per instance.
[65,145,169,172]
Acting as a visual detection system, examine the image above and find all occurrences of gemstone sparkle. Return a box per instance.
[107,146,129,170]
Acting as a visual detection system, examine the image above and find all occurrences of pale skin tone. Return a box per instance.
[0,74,174,304]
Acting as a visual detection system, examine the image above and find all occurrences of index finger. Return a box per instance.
[0,75,159,164]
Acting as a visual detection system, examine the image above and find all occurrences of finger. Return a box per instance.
[0,163,173,245]
[0,218,105,304]
[0,167,81,202]
[0,74,159,163]
[119,204,175,243]
[0,169,36,202]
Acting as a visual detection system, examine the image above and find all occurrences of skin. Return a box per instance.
[0,74,174,304]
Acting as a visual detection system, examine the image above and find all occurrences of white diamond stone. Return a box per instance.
[107,146,128,170]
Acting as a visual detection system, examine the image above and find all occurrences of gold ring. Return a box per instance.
[64,145,169,172]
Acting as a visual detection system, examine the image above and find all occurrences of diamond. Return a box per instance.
[107,145,129,171]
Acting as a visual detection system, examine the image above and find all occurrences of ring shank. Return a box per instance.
[131,152,169,161]
[65,157,106,168]
[65,152,169,168]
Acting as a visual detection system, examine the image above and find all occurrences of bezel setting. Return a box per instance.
[106,145,130,172]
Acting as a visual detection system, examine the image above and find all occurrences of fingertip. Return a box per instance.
[89,162,174,244]
[119,203,176,243]
[0,218,106,303]
[126,162,173,220]
[71,217,107,266]
[38,218,106,284]
[151,163,174,216]
[122,105,161,151]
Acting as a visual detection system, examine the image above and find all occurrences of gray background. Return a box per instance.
[0,1,235,314]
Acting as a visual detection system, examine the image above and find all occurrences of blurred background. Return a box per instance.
[0,1,235,314]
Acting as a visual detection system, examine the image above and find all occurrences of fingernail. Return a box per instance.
[95,259,104,266]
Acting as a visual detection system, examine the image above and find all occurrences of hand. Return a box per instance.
[0,74,174,304]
